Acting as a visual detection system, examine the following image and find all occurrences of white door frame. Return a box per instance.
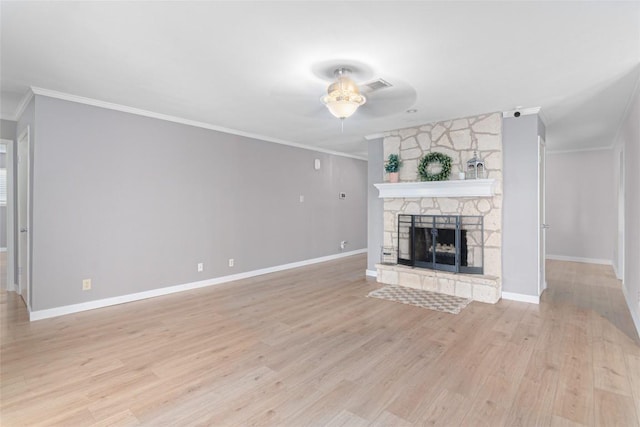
[17,127,30,309]
[1,138,15,292]
[538,136,547,295]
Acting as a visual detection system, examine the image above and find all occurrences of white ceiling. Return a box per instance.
[2,1,639,158]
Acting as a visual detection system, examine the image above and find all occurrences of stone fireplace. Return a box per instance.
[375,112,503,303]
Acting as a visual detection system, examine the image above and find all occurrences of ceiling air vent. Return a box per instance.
[362,78,393,92]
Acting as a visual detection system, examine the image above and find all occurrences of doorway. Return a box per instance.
[17,128,30,308]
[538,136,547,296]
[0,139,11,292]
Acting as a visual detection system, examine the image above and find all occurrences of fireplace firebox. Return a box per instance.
[397,214,483,274]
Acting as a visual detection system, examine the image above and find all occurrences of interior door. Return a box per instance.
[17,128,30,308]
[539,136,547,295]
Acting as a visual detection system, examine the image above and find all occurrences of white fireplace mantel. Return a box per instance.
[374,179,496,198]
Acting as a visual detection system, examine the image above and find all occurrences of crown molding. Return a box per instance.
[9,89,35,122]
[538,108,550,126]
[27,87,367,161]
[364,132,385,141]
[502,106,541,119]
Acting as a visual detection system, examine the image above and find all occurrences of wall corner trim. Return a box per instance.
[501,292,540,304]
[12,89,35,122]
[621,283,640,339]
[29,249,367,322]
[612,262,623,281]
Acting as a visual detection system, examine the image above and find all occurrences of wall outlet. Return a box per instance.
[339,192,346,199]
[340,240,348,250]
[82,279,91,291]
[197,263,204,272]
[299,195,304,203]
[228,258,234,267]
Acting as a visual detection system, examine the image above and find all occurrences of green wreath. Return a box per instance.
[418,152,452,181]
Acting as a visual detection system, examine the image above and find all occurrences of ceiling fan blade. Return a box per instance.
[270,93,325,117]
[269,77,334,117]
[359,82,417,118]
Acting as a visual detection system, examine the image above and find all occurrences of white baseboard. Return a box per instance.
[365,269,378,278]
[0,248,6,252]
[501,292,540,305]
[546,254,612,265]
[29,249,367,321]
[621,282,640,340]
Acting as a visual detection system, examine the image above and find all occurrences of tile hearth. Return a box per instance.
[376,263,500,303]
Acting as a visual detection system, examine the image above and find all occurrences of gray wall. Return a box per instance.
[1,119,17,140]
[502,114,542,297]
[618,80,640,336]
[367,138,383,272]
[29,95,367,311]
[546,149,615,262]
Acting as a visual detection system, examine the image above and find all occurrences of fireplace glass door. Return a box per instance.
[397,214,483,274]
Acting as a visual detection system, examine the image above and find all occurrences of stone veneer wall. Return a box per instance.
[378,112,503,303]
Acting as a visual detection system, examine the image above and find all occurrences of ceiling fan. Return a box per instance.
[270,61,417,123]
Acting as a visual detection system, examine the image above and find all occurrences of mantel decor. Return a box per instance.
[466,151,486,179]
[385,153,402,183]
[418,152,452,181]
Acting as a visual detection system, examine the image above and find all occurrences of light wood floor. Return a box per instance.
[1,255,639,426]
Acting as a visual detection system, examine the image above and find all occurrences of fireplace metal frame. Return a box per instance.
[397,214,484,274]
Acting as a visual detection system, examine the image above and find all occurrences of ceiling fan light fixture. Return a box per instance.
[320,68,366,119]
[322,99,361,119]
